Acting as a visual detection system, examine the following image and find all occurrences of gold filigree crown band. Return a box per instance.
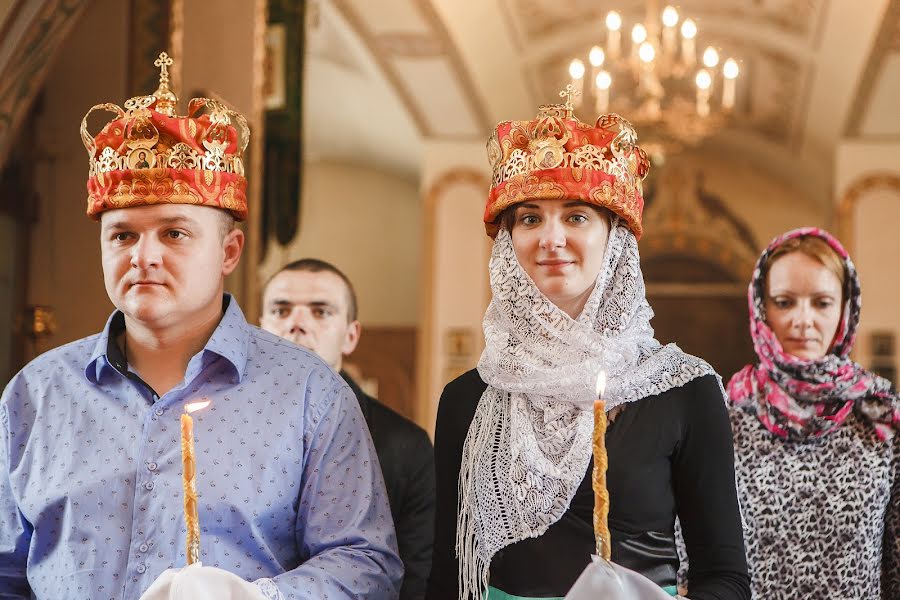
[81,52,250,220]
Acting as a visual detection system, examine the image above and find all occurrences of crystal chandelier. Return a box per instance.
[565,2,740,151]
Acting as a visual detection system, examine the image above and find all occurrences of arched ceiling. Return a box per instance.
[0,0,91,167]
[313,0,899,206]
[3,0,893,198]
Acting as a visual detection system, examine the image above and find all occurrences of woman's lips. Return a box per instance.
[537,260,573,267]
[786,338,819,346]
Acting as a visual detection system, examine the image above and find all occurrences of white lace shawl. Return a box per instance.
[456,221,716,598]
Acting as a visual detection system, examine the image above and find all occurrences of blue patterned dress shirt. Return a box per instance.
[0,295,402,599]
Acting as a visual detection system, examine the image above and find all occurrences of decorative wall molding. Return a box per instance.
[836,171,900,252]
[416,167,490,429]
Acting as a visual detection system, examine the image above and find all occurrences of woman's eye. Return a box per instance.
[771,298,791,309]
[520,215,539,225]
[569,214,588,224]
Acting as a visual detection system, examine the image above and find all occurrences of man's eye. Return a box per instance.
[167,230,185,239]
[272,307,289,317]
[312,308,328,318]
[113,233,131,242]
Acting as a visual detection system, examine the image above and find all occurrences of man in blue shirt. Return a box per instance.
[0,55,402,599]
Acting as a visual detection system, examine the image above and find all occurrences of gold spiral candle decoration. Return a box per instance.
[181,399,210,565]
[593,372,611,560]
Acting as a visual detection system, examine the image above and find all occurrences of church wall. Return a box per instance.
[257,160,422,327]
[836,141,900,381]
[417,140,492,433]
[662,149,826,250]
[27,0,129,352]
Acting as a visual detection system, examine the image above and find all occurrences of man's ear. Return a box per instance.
[222,228,245,276]
[342,320,361,357]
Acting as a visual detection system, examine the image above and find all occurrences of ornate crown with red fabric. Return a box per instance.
[484,92,650,238]
[81,52,250,220]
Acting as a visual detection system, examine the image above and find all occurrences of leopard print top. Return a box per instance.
[731,408,900,599]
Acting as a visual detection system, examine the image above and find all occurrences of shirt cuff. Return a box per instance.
[253,578,285,600]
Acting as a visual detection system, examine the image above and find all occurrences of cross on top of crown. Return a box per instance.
[559,84,580,111]
[155,52,173,85]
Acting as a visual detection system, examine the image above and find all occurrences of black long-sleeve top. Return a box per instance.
[426,369,749,600]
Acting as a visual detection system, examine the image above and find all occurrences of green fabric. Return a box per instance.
[484,584,679,599]
[484,587,562,600]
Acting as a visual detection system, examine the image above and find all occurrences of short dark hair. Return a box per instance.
[268,258,358,322]
[218,210,235,239]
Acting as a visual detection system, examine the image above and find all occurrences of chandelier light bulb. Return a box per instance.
[569,58,586,80]
[703,46,720,68]
[639,41,656,63]
[596,70,612,90]
[606,11,622,31]
[631,23,647,44]
[589,46,606,67]
[662,6,679,28]
[695,69,712,90]
[681,18,697,39]
[723,58,739,79]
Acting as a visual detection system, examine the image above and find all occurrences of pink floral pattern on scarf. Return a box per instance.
[727,227,900,441]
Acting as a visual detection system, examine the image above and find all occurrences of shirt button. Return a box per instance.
[147,462,158,471]
[154,408,164,417]
[144,481,154,491]
[139,543,149,552]
[136,564,146,574]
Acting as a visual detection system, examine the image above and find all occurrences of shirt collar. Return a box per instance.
[85,294,250,384]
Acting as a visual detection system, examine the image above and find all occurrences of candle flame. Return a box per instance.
[595,371,607,398]
[185,400,211,414]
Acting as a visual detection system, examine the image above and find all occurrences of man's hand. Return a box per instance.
[565,556,675,599]
[139,563,271,600]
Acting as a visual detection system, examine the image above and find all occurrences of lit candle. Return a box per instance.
[181,399,210,565]
[722,58,739,109]
[696,69,712,117]
[638,41,656,89]
[631,23,647,66]
[661,6,679,59]
[589,45,605,93]
[702,46,720,69]
[595,70,612,114]
[569,59,585,107]
[681,18,697,68]
[605,11,622,60]
[593,371,611,560]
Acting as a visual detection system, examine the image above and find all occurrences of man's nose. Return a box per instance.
[130,235,162,269]
[288,307,310,334]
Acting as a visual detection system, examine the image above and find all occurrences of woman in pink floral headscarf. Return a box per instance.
[728,227,900,600]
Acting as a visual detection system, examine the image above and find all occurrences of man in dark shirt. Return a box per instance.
[261,258,435,599]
